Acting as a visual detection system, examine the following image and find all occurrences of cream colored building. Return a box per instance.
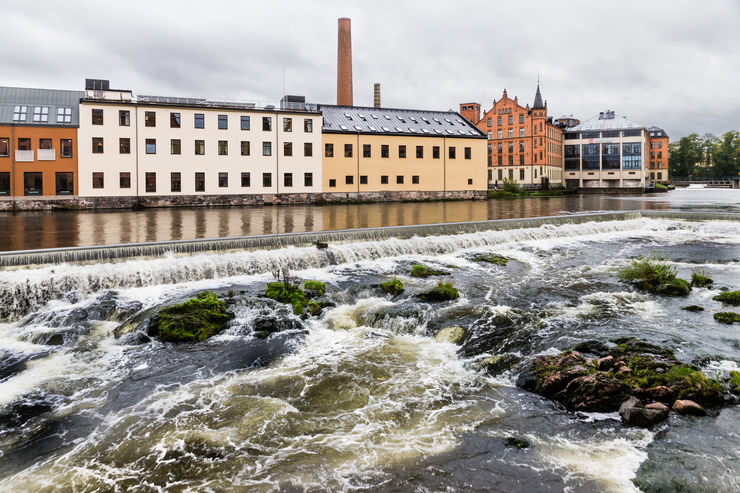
[78,81,322,197]
[318,105,487,194]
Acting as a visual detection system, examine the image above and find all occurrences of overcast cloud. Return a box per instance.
[3,0,739,138]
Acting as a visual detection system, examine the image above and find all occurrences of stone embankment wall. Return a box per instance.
[0,190,486,211]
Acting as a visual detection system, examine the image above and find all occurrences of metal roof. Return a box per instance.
[567,110,644,132]
[318,105,486,138]
[0,86,84,126]
[647,126,669,138]
[532,83,545,110]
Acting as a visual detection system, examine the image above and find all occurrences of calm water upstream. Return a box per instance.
[0,189,739,492]
[1,188,739,251]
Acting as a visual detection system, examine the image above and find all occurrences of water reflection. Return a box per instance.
[1,189,738,252]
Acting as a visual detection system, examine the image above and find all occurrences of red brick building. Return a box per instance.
[646,126,669,183]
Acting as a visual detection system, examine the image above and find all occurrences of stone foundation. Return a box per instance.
[0,190,487,211]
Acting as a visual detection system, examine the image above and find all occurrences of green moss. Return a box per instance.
[308,300,333,317]
[729,371,740,394]
[380,278,404,296]
[654,183,668,191]
[713,291,740,306]
[714,312,740,324]
[655,278,692,296]
[149,292,231,342]
[265,282,306,315]
[410,264,447,278]
[303,280,326,298]
[418,282,459,302]
[618,256,690,296]
[473,254,509,266]
[682,305,705,312]
[691,269,713,287]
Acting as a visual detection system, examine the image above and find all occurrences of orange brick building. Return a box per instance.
[0,87,83,197]
[647,126,669,183]
[461,84,563,188]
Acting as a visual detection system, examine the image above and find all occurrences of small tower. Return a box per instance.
[459,102,480,124]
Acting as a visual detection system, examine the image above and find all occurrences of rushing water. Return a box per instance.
[0,215,739,492]
[1,188,739,252]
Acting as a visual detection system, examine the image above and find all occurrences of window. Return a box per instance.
[657,142,662,149]
[171,172,181,192]
[59,138,73,158]
[508,115,513,125]
[464,147,471,159]
[92,137,104,154]
[508,155,513,165]
[432,146,440,159]
[241,141,250,156]
[119,172,131,188]
[519,142,525,152]
[263,117,272,131]
[657,172,663,180]
[487,117,492,127]
[520,169,525,180]
[329,179,336,188]
[344,143,353,158]
[449,147,456,159]
[304,119,313,132]
[508,142,513,153]
[263,142,272,156]
[564,144,580,170]
[508,169,514,180]
[487,131,492,140]
[24,172,43,195]
[622,143,642,170]
[657,151,662,159]
[219,172,228,187]
[582,131,599,139]
[468,178,473,185]
[497,116,502,125]
[145,139,156,154]
[218,114,228,130]
[194,113,205,128]
[284,142,293,156]
[241,172,251,187]
[219,140,229,156]
[120,138,131,154]
[520,155,525,165]
[602,143,621,170]
[304,142,313,157]
[304,172,313,187]
[361,144,371,158]
[380,175,389,184]
[396,175,404,184]
[519,127,524,137]
[412,175,419,184]
[170,112,180,128]
[171,139,181,155]
[55,172,74,195]
[0,138,9,157]
[145,172,156,192]
[195,172,205,191]
[345,175,354,185]
[325,143,334,157]
[283,118,292,132]
[57,107,71,123]
[399,145,406,158]
[508,129,513,138]
[497,130,502,139]
[145,111,156,127]
[263,172,272,187]
[241,116,250,130]
[92,109,103,125]
[360,175,368,185]
[582,143,600,170]
[416,145,423,158]
[498,170,503,180]
[39,138,52,150]
[650,151,655,159]
[284,173,293,187]
[195,140,205,155]
[381,145,389,158]
[519,114,524,124]
[92,172,104,189]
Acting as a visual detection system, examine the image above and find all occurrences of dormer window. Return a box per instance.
[33,107,49,122]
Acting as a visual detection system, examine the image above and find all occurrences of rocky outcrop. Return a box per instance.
[619,396,669,427]
[148,292,232,343]
[434,326,465,344]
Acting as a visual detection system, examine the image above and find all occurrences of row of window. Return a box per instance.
[0,171,74,196]
[92,137,313,157]
[564,129,643,140]
[487,114,525,127]
[488,151,547,166]
[93,109,313,133]
[328,175,422,187]
[649,141,664,149]
[324,143,472,160]
[0,138,73,157]
[564,143,643,170]
[92,171,314,191]
[12,106,72,123]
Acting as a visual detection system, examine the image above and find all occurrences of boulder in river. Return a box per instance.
[713,290,740,306]
[418,282,459,302]
[434,326,465,344]
[713,312,740,324]
[148,292,232,343]
[672,399,707,416]
[619,396,669,428]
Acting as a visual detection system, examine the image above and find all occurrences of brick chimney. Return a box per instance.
[337,17,353,106]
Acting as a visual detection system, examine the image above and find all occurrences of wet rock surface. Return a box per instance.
[619,396,669,428]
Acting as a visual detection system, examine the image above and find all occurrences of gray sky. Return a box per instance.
[3,0,739,138]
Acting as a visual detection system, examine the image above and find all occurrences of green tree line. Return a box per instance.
[669,131,740,179]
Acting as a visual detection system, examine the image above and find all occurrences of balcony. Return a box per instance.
[37,149,56,161]
[15,150,34,162]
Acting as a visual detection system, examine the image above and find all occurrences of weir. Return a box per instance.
[0,211,738,268]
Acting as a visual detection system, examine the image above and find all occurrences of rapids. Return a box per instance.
[0,216,739,492]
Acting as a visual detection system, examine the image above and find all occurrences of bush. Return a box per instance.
[303,280,326,298]
[380,278,404,296]
[265,282,306,315]
[418,282,459,302]
[691,269,713,287]
[501,178,523,194]
[713,291,740,306]
[149,292,231,342]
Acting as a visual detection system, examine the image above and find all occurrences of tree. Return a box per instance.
[669,133,704,178]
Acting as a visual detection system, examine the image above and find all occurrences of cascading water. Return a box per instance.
[0,215,739,492]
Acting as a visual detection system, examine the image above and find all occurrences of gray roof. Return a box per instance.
[568,110,644,132]
[0,86,84,126]
[318,105,486,138]
[647,126,669,138]
[532,84,545,110]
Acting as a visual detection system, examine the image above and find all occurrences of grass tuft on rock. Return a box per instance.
[380,278,404,296]
[473,254,509,266]
[729,371,740,394]
[714,311,740,324]
[690,269,713,288]
[149,291,231,343]
[303,280,326,298]
[713,291,740,306]
[410,264,448,278]
[618,256,691,296]
[418,282,459,302]
[265,282,307,315]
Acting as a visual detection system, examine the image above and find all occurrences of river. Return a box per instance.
[1,188,738,251]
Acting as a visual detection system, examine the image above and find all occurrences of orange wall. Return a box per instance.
[0,125,78,196]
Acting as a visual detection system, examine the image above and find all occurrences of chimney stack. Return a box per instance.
[373,83,381,108]
[337,17,353,106]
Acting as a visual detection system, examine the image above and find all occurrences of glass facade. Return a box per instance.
[602,143,621,170]
[622,143,642,169]
[582,144,600,170]
[564,145,580,170]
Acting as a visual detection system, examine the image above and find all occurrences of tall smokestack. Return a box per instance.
[374,83,381,108]
[337,17,353,106]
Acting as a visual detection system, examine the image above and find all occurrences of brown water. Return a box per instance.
[0,189,738,252]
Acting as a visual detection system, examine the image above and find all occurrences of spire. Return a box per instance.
[533,80,545,110]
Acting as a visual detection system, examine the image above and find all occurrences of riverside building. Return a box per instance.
[77,80,322,199]
[0,86,83,197]
[318,105,488,197]
[647,126,669,183]
[460,84,564,188]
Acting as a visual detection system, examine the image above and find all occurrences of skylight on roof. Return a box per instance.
[435,129,442,134]
[422,129,430,133]
[409,128,416,133]
[371,114,378,119]
[355,125,362,130]
[433,118,440,122]
[369,126,376,131]
[382,126,390,132]
[422,118,430,124]
[395,127,403,132]
[340,124,348,130]
[384,115,391,120]
[447,129,454,134]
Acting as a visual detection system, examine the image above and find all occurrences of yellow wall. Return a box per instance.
[321,133,487,193]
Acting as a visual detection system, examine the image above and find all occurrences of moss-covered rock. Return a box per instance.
[729,371,740,395]
[265,282,307,315]
[654,278,692,296]
[380,278,404,296]
[682,305,705,312]
[434,326,465,344]
[315,241,329,249]
[418,282,459,302]
[714,312,740,324]
[303,280,326,298]
[473,254,509,266]
[618,256,690,296]
[713,291,740,306]
[691,270,713,288]
[148,292,232,343]
[307,299,334,317]
[410,264,448,278]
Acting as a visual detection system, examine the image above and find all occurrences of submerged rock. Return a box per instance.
[410,264,448,278]
[504,437,530,449]
[473,254,509,266]
[713,312,740,324]
[148,292,232,343]
[682,305,705,312]
[476,353,521,375]
[418,282,459,302]
[713,291,740,306]
[434,326,466,344]
[380,278,404,296]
